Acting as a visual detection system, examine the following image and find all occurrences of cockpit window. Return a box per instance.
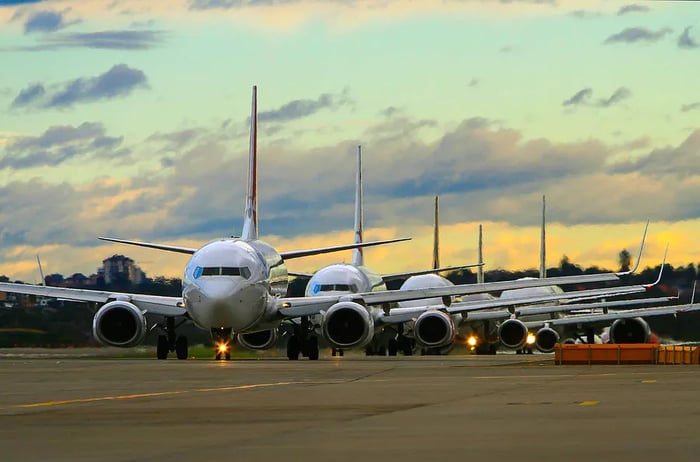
[314,283,359,293]
[194,266,251,279]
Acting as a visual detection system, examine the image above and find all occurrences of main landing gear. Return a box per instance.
[212,327,232,360]
[155,316,189,360]
[286,316,320,360]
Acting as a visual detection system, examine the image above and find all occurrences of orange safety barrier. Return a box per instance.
[656,345,700,365]
[553,343,658,365]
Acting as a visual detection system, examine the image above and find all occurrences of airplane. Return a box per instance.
[0,87,636,360]
[285,147,483,359]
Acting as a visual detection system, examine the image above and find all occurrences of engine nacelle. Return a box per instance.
[237,329,279,350]
[609,317,651,343]
[414,310,455,348]
[321,301,373,349]
[92,300,147,347]
[535,327,560,353]
[498,319,529,349]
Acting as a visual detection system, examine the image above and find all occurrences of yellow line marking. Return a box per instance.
[11,381,294,410]
[641,380,657,383]
[578,401,600,406]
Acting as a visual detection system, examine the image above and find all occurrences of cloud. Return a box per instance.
[609,130,700,178]
[6,30,166,51]
[617,4,649,15]
[2,122,129,170]
[1,0,43,5]
[678,27,699,49]
[562,88,592,106]
[604,27,671,44]
[467,78,479,87]
[189,0,300,10]
[11,83,45,107]
[681,102,700,113]
[23,10,79,34]
[11,64,148,109]
[562,87,630,108]
[257,88,353,123]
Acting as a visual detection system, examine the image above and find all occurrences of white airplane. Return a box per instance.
[0,87,633,360]
[285,147,482,359]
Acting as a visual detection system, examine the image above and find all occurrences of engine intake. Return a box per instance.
[498,319,528,349]
[92,301,147,347]
[609,317,651,343]
[535,327,560,353]
[414,310,455,348]
[321,301,373,349]
[237,329,278,350]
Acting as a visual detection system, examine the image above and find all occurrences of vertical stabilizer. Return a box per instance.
[241,86,258,241]
[432,195,440,270]
[477,224,484,284]
[539,194,546,278]
[351,145,364,266]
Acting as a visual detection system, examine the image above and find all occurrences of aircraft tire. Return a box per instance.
[175,336,188,360]
[157,335,168,360]
[287,336,300,360]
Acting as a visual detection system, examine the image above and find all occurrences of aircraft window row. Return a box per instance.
[194,266,251,279]
[315,283,359,293]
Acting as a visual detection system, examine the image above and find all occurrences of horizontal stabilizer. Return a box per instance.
[99,237,197,255]
[280,237,410,260]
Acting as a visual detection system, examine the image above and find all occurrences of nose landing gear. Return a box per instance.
[212,327,233,360]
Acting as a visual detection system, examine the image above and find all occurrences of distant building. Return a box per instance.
[102,255,146,285]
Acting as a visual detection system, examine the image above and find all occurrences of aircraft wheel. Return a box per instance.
[157,335,169,360]
[287,336,300,360]
[308,336,319,360]
[387,339,398,356]
[175,336,188,360]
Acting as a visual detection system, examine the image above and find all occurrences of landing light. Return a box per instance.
[467,336,478,347]
[526,332,536,345]
[218,343,229,353]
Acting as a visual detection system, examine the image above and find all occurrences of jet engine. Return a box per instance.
[534,326,560,353]
[237,329,279,350]
[609,317,651,343]
[414,310,455,348]
[321,301,373,349]
[92,300,147,347]
[498,319,528,349]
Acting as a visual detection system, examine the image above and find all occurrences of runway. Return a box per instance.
[1,353,698,462]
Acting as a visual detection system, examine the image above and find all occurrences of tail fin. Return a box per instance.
[477,224,484,284]
[539,194,546,278]
[241,85,258,241]
[352,145,364,266]
[432,195,439,270]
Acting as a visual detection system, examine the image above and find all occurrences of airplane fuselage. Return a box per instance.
[182,238,288,333]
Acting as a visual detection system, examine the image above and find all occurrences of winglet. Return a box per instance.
[352,144,364,266]
[241,85,258,241]
[433,195,440,270]
[37,255,45,286]
[644,242,668,288]
[616,219,648,276]
[692,280,697,305]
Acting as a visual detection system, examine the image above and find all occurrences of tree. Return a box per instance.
[618,249,632,272]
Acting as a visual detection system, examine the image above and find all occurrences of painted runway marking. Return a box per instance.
[641,379,657,383]
[10,382,294,410]
[578,401,600,406]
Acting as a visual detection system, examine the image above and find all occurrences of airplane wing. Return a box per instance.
[288,271,313,279]
[98,237,197,254]
[275,272,622,319]
[462,296,678,323]
[377,285,649,325]
[522,303,700,330]
[381,263,484,282]
[0,282,185,317]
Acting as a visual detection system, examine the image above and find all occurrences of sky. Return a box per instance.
[0,0,699,283]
